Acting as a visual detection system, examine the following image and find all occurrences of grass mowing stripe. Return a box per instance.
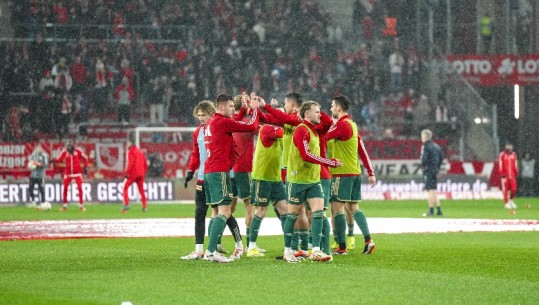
[2,198,539,221]
[1,232,538,305]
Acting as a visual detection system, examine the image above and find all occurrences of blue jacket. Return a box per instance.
[421,140,443,174]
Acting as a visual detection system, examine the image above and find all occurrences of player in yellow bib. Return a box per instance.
[283,101,343,263]
[326,96,377,255]
[246,111,289,257]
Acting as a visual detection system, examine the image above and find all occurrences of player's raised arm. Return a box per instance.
[263,102,301,126]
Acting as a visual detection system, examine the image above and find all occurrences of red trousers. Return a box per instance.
[123,176,147,208]
[501,178,517,204]
[63,175,83,204]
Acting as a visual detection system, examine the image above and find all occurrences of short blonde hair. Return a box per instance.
[233,95,243,110]
[299,101,320,119]
[421,129,433,140]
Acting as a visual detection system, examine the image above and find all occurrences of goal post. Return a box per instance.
[131,126,199,181]
[132,126,197,147]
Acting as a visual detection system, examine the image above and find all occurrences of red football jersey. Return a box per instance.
[233,114,256,173]
[498,150,518,179]
[125,145,148,178]
[204,111,258,174]
[56,147,88,176]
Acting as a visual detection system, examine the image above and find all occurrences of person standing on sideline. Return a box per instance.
[28,144,49,207]
[283,101,342,263]
[499,143,518,209]
[55,140,88,211]
[420,129,444,216]
[520,153,536,197]
[122,134,148,213]
[326,96,377,255]
[203,94,259,263]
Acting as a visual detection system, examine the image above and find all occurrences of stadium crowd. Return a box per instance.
[2,0,428,142]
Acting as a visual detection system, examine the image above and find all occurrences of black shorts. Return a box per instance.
[423,171,438,190]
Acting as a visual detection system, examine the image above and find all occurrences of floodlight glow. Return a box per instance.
[514,85,519,119]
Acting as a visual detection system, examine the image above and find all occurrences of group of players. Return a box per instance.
[26,91,521,263]
[181,92,377,263]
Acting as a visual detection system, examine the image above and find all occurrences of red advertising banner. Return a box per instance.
[140,142,192,178]
[0,143,95,179]
[364,139,449,160]
[1,141,502,188]
[0,142,192,180]
[446,54,539,86]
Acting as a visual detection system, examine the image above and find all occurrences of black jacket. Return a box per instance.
[421,140,443,174]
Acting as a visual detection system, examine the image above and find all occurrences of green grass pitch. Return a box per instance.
[1,199,538,305]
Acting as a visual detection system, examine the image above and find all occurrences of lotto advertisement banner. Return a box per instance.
[446,54,539,86]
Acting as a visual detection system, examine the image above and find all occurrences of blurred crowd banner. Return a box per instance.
[446,54,539,86]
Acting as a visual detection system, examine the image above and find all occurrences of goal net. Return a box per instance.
[131,126,197,179]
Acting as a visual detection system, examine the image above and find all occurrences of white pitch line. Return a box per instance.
[0,218,537,240]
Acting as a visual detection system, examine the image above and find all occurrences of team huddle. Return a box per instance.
[181,92,376,263]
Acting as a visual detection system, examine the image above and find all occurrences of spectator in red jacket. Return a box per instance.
[122,134,148,213]
[55,140,89,211]
[114,77,135,122]
[69,55,88,94]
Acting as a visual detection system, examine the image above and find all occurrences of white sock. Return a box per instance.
[312,247,320,252]
[248,242,257,250]
[195,244,203,253]
[285,247,292,254]
[235,241,243,249]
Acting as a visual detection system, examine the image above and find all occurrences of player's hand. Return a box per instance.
[241,92,249,108]
[332,159,344,168]
[368,175,376,188]
[270,98,280,108]
[249,94,259,109]
[184,171,194,188]
[258,96,267,108]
